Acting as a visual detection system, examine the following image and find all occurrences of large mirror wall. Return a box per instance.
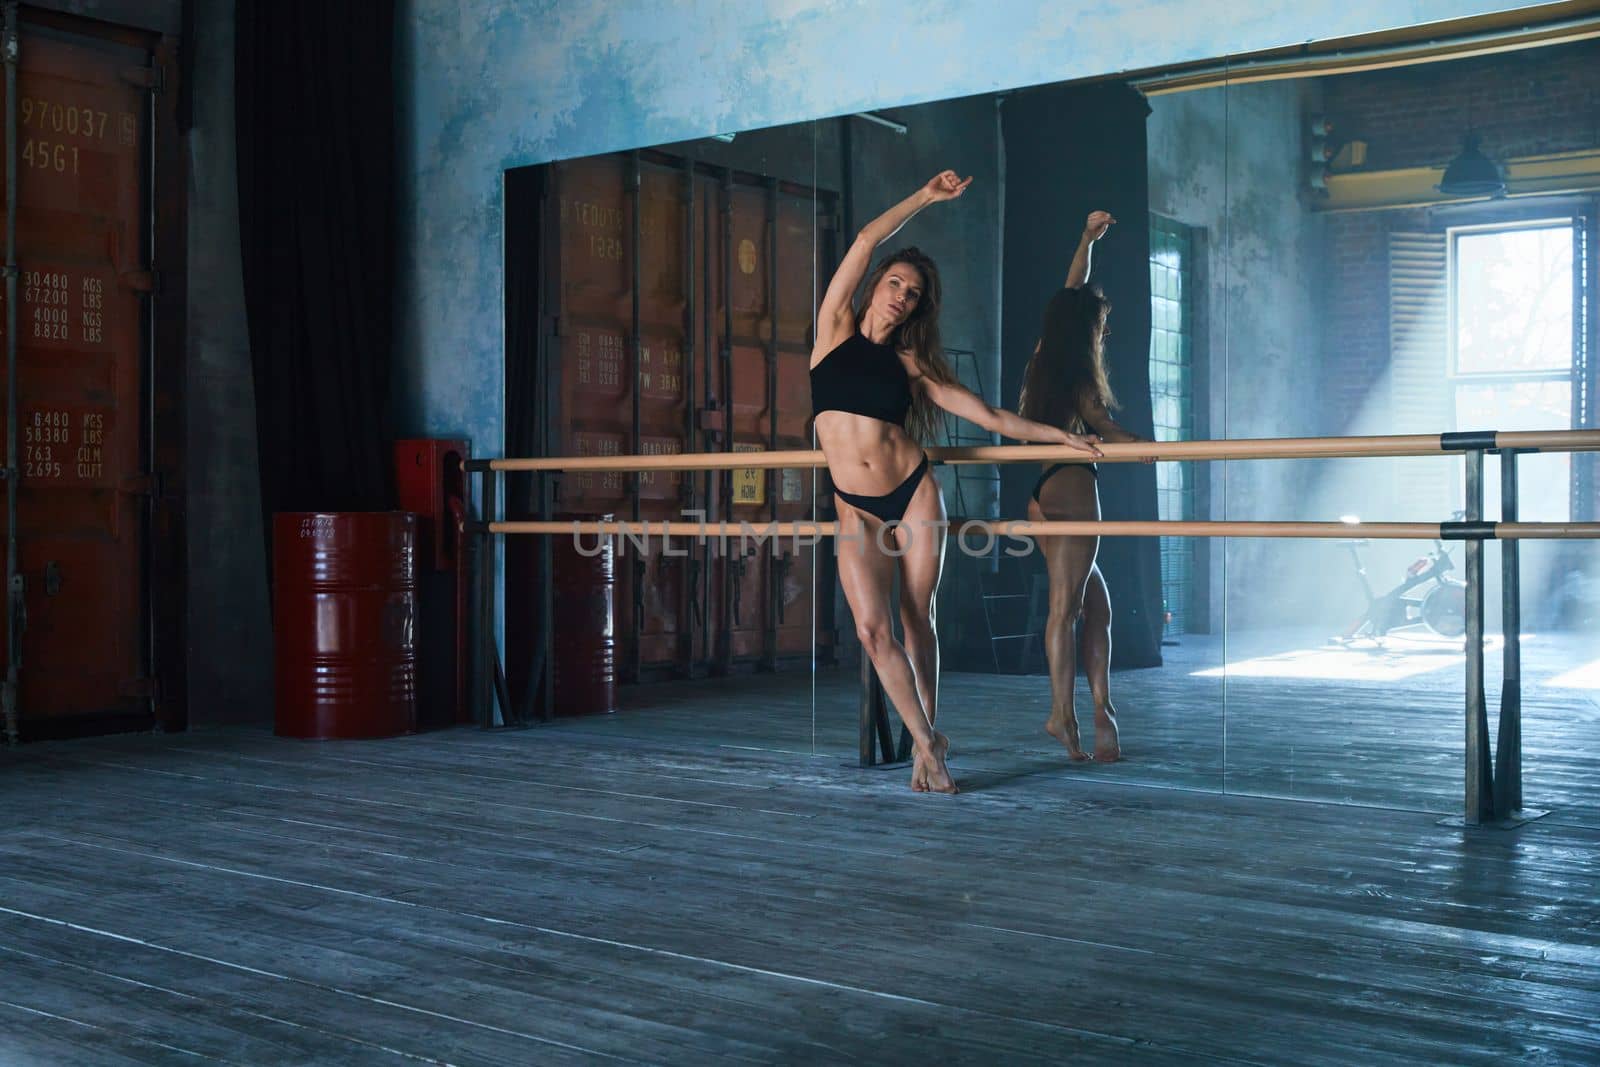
[501,29,1600,817]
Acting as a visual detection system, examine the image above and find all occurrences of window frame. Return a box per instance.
[1445,216,1575,386]
[1445,215,1580,522]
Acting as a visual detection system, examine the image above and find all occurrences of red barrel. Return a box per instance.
[550,514,616,716]
[273,512,418,739]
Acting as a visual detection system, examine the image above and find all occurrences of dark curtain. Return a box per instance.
[504,165,546,516]
[236,0,396,565]
[1001,81,1164,668]
[503,164,546,714]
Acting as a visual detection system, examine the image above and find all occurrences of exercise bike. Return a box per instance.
[1335,518,1468,644]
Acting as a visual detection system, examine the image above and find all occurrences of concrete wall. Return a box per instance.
[1147,81,1331,632]
[185,0,274,725]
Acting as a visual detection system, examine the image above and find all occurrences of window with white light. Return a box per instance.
[1449,221,1576,521]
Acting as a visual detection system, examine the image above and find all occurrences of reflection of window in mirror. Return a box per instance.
[1291,38,1599,655]
[1385,219,1581,523]
[1140,30,1597,802]
[1450,222,1576,522]
[1148,214,1201,635]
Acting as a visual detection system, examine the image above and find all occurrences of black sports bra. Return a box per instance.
[810,332,912,425]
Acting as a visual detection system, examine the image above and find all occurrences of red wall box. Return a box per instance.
[273,512,418,740]
[394,438,469,572]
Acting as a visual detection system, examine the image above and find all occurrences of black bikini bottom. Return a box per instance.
[1031,461,1098,503]
[834,455,930,524]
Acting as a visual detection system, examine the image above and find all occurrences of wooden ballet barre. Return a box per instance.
[476,448,821,473]
[941,429,1600,464]
[487,519,1600,540]
[468,428,1600,473]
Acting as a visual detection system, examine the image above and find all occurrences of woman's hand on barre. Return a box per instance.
[1046,427,1104,457]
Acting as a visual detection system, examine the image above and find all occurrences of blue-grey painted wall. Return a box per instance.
[394,0,1550,463]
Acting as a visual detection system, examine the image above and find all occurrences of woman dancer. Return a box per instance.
[1018,210,1151,762]
[812,171,1101,793]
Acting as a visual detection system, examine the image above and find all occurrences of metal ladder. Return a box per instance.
[939,347,998,520]
[939,347,1049,674]
[979,560,1050,673]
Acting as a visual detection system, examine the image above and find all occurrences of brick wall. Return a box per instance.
[1318,40,1599,437]
[1321,39,1600,171]
[1321,211,1388,433]
[1321,207,1437,435]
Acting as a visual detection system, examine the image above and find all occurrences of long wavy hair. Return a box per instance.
[1018,285,1116,434]
[854,247,956,444]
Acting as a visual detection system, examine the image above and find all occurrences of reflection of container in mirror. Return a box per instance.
[504,149,839,694]
[550,514,615,717]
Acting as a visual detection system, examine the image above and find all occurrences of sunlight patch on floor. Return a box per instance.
[1191,634,1504,682]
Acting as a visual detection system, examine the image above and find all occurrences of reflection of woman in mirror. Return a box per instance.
[811,171,1101,794]
[1018,210,1152,763]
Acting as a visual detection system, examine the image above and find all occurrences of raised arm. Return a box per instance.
[1064,210,1115,289]
[814,170,972,357]
[915,372,1102,455]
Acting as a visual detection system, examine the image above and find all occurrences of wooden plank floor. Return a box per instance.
[4,714,1600,1064]
[558,627,1600,822]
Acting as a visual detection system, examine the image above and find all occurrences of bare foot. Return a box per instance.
[1093,703,1121,762]
[912,733,956,794]
[1044,715,1092,761]
[911,729,946,791]
[911,731,949,791]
